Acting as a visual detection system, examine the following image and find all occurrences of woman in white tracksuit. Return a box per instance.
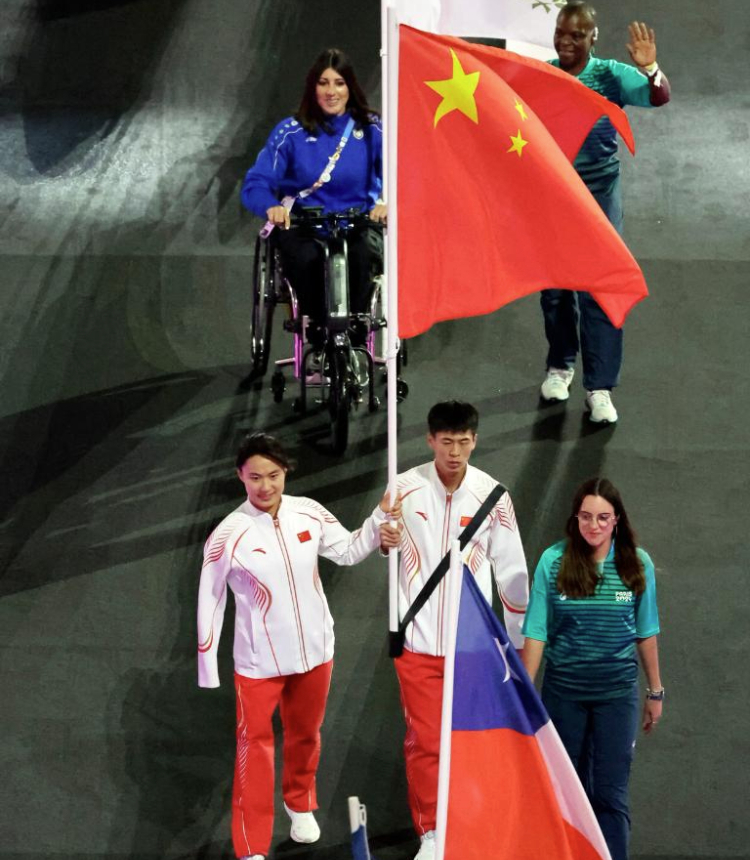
[197,433,399,860]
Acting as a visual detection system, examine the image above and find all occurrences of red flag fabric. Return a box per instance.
[444,567,612,860]
[397,25,648,339]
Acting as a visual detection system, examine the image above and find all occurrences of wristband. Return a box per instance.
[642,61,659,76]
[645,687,665,701]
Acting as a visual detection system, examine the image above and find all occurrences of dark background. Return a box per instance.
[0,0,747,858]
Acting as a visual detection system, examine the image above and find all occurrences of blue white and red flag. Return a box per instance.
[349,796,377,860]
[439,567,612,860]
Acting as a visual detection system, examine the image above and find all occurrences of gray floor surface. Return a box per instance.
[0,0,748,858]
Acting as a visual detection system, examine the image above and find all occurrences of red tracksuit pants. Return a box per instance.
[232,660,333,858]
[394,649,445,836]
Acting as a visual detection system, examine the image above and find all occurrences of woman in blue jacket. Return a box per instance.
[522,477,664,860]
[241,49,385,345]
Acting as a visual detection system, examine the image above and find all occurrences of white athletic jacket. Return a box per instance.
[197,495,387,685]
[397,462,528,655]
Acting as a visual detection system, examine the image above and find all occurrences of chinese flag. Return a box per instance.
[397,26,648,339]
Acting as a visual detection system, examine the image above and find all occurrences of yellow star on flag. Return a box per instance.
[425,49,480,128]
[507,129,528,157]
[514,99,528,121]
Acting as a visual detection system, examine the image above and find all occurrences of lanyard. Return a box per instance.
[389,483,507,658]
[260,116,357,238]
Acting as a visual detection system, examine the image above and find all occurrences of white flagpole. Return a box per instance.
[347,795,365,834]
[434,539,463,860]
[382,0,400,637]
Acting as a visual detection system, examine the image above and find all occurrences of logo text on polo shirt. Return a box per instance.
[615,590,633,602]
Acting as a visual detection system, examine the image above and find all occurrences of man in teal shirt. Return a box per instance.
[539,1,671,423]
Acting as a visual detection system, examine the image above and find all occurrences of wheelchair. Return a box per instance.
[249,207,407,455]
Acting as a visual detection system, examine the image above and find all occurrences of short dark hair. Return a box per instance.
[296,48,378,134]
[427,401,479,435]
[235,433,295,472]
[558,1,597,26]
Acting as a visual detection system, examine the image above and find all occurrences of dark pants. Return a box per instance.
[540,175,624,390]
[543,683,639,860]
[275,225,382,324]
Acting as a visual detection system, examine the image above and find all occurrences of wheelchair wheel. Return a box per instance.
[251,236,276,377]
[328,349,351,455]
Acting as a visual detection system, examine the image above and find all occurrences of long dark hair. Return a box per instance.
[557,477,645,598]
[296,48,378,134]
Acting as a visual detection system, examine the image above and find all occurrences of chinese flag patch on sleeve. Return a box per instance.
[297,530,312,543]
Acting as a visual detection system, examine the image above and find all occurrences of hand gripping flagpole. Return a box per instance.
[434,539,463,860]
[382,0,401,641]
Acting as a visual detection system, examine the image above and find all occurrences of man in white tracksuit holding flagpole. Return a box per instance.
[389,402,529,860]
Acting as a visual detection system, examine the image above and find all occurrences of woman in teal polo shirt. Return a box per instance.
[522,477,664,860]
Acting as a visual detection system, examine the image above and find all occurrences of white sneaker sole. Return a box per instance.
[290,830,320,844]
[541,389,570,402]
[586,407,618,424]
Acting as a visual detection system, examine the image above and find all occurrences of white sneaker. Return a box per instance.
[415,830,436,860]
[284,802,321,844]
[586,389,618,423]
[239,855,265,859]
[540,367,574,401]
